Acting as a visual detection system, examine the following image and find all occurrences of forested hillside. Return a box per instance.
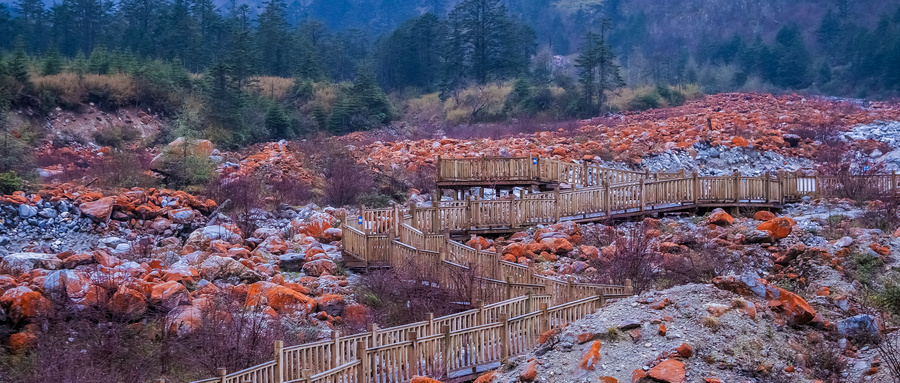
[0,0,897,151]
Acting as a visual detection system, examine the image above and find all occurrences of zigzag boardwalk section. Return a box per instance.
[190,157,900,383]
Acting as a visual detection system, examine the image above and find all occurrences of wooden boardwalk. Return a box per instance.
[189,157,900,383]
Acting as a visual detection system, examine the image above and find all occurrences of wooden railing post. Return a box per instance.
[496,247,505,280]
[474,299,485,325]
[274,340,284,383]
[525,291,533,313]
[540,303,550,333]
[692,171,700,204]
[432,192,441,234]
[407,331,419,376]
[764,171,771,203]
[582,162,589,187]
[567,276,575,302]
[331,331,340,369]
[499,313,510,363]
[603,177,611,216]
[436,155,442,182]
[506,277,513,300]
[597,288,606,306]
[639,177,646,212]
[509,196,516,229]
[427,312,435,334]
[216,368,226,383]
[733,171,741,202]
[410,202,418,230]
[466,195,473,229]
[814,172,820,199]
[356,341,368,383]
[300,369,312,383]
[625,279,634,295]
[442,325,452,376]
[554,185,561,221]
[368,323,379,347]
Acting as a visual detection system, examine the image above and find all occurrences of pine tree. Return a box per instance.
[226,4,256,89]
[14,0,46,53]
[42,46,64,75]
[256,0,292,77]
[773,25,811,89]
[88,45,110,74]
[9,45,30,83]
[265,103,293,139]
[0,5,12,52]
[446,0,535,84]
[574,20,623,116]
[190,0,225,70]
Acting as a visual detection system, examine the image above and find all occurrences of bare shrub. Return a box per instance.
[204,175,267,235]
[805,339,847,383]
[322,155,375,207]
[879,334,900,383]
[269,176,314,206]
[584,222,659,293]
[355,264,468,327]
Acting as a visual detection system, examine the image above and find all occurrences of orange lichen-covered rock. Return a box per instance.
[753,210,777,221]
[675,343,693,358]
[774,287,817,326]
[541,237,573,254]
[503,242,526,259]
[79,196,117,222]
[648,359,686,383]
[632,369,648,383]
[409,377,444,383]
[706,208,733,226]
[579,341,602,370]
[245,281,316,315]
[579,245,599,260]
[109,287,147,320]
[756,217,794,239]
[1,287,51,323]
[8,331,37,354]
[538,328,561,344]
[520,359,538,382]
[466,236,491,249]
[473,371,496,383]
[151,281,190,309]
[598,377,618,383]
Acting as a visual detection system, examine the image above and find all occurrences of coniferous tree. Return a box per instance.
[118,0,164,57]
[446,0,535,84]
[256,0,292,76]
[0,5,11,52]
[226,4,256,89]
[42,46,64,75]
[14,0,47,53]
[191,0,225,70]
[9,45,31,84]
[574,20,623,115]
[773,25,812,88]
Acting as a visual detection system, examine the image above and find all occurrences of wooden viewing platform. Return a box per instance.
[187,157,899,383]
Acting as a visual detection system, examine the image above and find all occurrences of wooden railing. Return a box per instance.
[437,156,659,187]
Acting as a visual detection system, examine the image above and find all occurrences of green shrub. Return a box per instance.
[93,124,141,148]
[0,171,23,194]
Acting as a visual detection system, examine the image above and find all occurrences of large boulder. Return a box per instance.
[186,225,243,249]
[706,208,733,226]
[151,281,190,310]
[302,259,337,277]
[1,253,60,276]
[756,217,795,240]
[316,294,347,317]
[540,237,574,254]
[245,282,316,315]
[0,287,51,323]
[648,359,686,383]
[166,304,203,336]
[713,273,816,326]
[43,270,100,305]
[109,287,147,320]
[278,253,306,272]
[198,255,262,282]
[79,197,117,222]
[837,314,880,338]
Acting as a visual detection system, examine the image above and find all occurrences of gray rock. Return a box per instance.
[18,204,38,218]
[838,315,880,338]
[0,252,60,276]
[745,230,773,244]
[835,236,854,248]
[39,208,58,219]
[278,252,306,272]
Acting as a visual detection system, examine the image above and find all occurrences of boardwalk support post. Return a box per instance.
[442,325,452,376]
[499,313,510,363]
[407,331,419,376]
[216,368,226,383]
[540,303,550,333]
[331,331,340,369]
[597,288,606,306]
[356,341,368,383]
[625,279,634,295]
[274,340,284,383]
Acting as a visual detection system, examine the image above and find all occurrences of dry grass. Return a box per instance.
[246,76,295,100]
[32,73,140,108]
[701,315,722,332]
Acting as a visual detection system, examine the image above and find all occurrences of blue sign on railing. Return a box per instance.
[864,166,871,172]
[532,158,538,165]
[358,216,363,225]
